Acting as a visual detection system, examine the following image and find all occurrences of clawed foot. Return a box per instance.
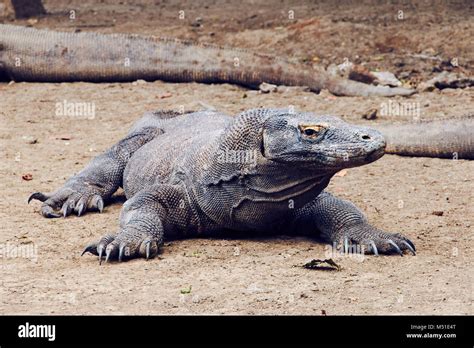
[334,224,416,256]
[81,231,161,264]
[28,181,105,218]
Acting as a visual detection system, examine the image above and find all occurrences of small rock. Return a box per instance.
[327,61,355,79]
[417,81,435,92]
[22,135,37,144]
[432,211,444,216]
[372,71,402,87]
[132,79,147,86]
[362,108,378,120]
[259,82,278,93]
[339,61,354,75]
[422,47,437,56]
[326,63,340,77]
[398,71,411,80]
[191,17,203,27]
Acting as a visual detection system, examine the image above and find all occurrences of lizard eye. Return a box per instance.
[299,125,325,139]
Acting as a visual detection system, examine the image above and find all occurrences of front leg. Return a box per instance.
[293,191,416,255]
[82,184,197,263]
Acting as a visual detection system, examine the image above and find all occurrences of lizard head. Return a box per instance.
[261,111,386,171]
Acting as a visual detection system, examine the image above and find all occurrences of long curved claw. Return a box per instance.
[90,195,104,213]
[28,192,49,204]
[61,203,69,218]
[75,198,87,217]
[97,197,104,213]
[105,247,112,263]
[105,243,118,263]
[138,238,158,260]
[403,238,416,253]
[401,240,416,255]
[369,240,379,256]
[118,243,126,262]
[41,205,61,218]
[98,245,105,265]
[98,235,115,265]
[145,241,151,260]
[81,234,114,264]
[61,200,74,217]
[81,242,98,256]
[387,239,403,256]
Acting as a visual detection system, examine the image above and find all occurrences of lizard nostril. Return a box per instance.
[361,134,371,140]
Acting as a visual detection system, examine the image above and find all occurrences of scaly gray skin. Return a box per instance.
[374,116,474,159]
[28,108,415,263]
[0,24,416,97]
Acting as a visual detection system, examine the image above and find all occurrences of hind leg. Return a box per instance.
[29,126,162,218]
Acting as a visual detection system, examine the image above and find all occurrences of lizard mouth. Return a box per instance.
[364,147,385,162]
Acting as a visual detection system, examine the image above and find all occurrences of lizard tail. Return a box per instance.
[323,76,416,97]
[0,24,416,97]
[374,117,474,159]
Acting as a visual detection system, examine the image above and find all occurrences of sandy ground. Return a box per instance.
[0,0,473,315]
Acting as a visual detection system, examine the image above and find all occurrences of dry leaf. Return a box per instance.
[22,173,33,181]
[159,93,172,99]
[303,258,341,271]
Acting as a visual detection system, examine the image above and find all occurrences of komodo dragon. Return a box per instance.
[0,24,415,97]
[28,108,417,263]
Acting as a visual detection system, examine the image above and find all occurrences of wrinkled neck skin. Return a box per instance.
[241,155,336,206]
